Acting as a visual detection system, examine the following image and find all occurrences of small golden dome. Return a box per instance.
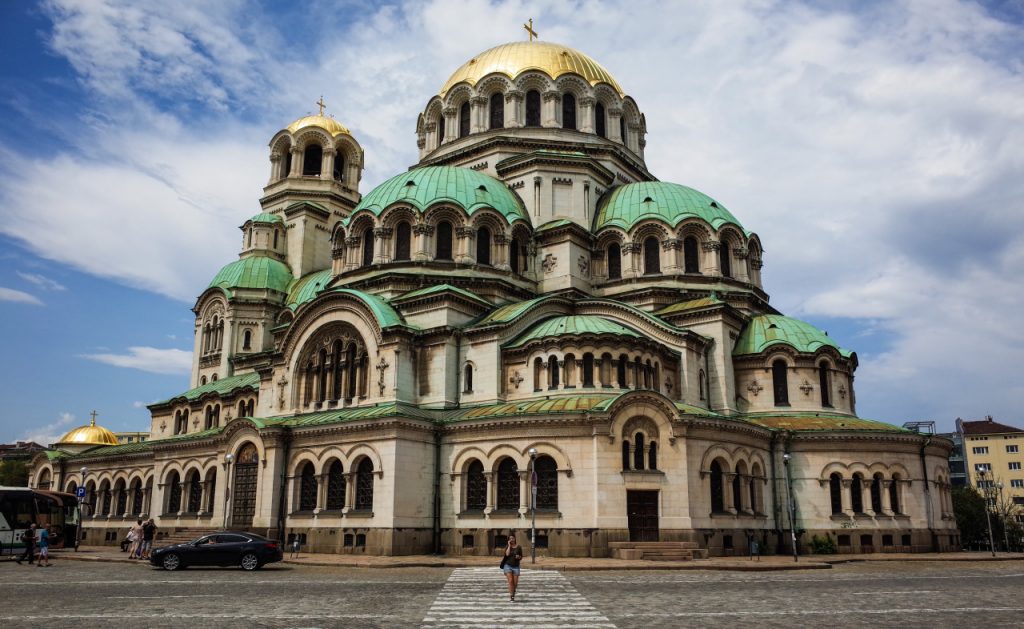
[286,114,351,137]
[440,41,624,98]
[57,414,118,447]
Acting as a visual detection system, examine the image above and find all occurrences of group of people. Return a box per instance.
[15,523,52,567]
[121,519,157,559]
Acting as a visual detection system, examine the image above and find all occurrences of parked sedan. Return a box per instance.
[151,532,283,571]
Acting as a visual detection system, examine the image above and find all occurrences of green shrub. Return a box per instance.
[810,535,837,554]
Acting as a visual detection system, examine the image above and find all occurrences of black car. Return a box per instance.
[150,532,283,571]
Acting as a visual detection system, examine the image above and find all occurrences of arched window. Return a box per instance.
[166,472,181,514]
[633,433,645,470]
[720,241,732,277]
[282,150,292,178]
[562,93,576,130]
[509,237,521,274]
[333,153,344,181]
[346,344,358,399]
[595,102,606,137]
[533,357,543,392]
[238,400,246,417]
[548,355,559,389]
[242,329,252,350]
[643,236,660,275]
[607,242,622,279]
[273,229,279,249]
[130,480,143,515]
[619,116,626,145]
[489,92,504,130]
[621,440,631,471]
[326,461,345,510]
[582,353,594,387]
[362,228,374,267]
[851,473,864,513]
[525,90,541,127]
[299,462,317,511]
[496,458,520,510]
[302,361,314,406]
[819,362,832,407]
[317,348,328,402]
[871,473,884,514]
[648,442,657,470]
[355,459,374,511]
[331,340,343,400]
[683,236,699,273]
[459,101,471,137]
[732,472,742,512]
[617,355,628,388]
[302,144,322,176]
[710,461,724,513]
[115,479,127,515]
[437,114,446,146]
[436,221,453,260]
[246,399,254,416]
[699,370,707,401]
[394,221,411,261]
[772,359,789,406]
[476,227,491,265]
[535,455,558,510]
[829,473,843,515]
[463,363,473,393]
[466,460,486,511]
[187,471,202,513]
[889,475,901,514]
[205,469,217,513]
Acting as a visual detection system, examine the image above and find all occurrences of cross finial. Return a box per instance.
[89,410,98,425]
[316,95,326,116]
[523,18,538,41]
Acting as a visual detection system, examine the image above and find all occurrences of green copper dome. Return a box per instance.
[349,166,529,225]
[594,181,746,233]
[506,315,641,348]
[734,314,852,358]
[246,212,284,224]
[209,255,293,294]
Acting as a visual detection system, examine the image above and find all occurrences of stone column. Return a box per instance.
[493,233,510,270]
[662,238,682,273]
[739,476,752,513]
[413,224,433,261]
[269,153,282,184]
[338,359,349,405]
[289,147,303,177]
[723,474,736,515]
[469,96,487,133]
[321,149,335,182]
[702,240,721,276]
[518,470,529,514]
[456,226,475,264]
[442,106,458,143]
[373,227,392,264]
[542,90,561,128]
[733,246,751,283]
[881,480,893,515]
[579,96,595,133]
[861,483,873,516]
[608,107,623,142]
[343,473,354,511]
[344,236,361,271]
[484,472,495,514]
[841,479,853,515]
[316,473,328,514]
[505,90,523,128]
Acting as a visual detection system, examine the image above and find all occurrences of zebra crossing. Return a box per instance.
[421,566,615,628]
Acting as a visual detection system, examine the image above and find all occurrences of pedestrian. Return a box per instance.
[128,519,144,559]
[749,537,760,561]
[500,534,524,602]
[16,523,37,565]
[141,518,157,559]
[290,536,301,558]
[37,525,52,567]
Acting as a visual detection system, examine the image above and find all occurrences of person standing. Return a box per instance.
[128,519,145,559]
[141,518,157,559]
[16,523,36,565]
[501,534,524,602]
[37,525,51,567]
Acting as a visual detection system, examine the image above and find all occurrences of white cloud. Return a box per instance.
[17,271,66,291]
[21,412,77,447]
[0,287,43,305]
[79,346,193,375]
[132,401,146,408]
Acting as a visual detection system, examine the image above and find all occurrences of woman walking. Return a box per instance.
[501,535,524,602]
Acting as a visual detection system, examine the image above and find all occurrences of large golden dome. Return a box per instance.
[286,114,351,136]
[440,41,624,98]
[57,415,118,447]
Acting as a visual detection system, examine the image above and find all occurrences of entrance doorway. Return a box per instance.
[627,490,659,542]
[231,443,259,529]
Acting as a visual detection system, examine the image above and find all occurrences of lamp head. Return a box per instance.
[80,466,88,476]
[782,453,791,463]
[225,453,234,463]
[528,448,538,458]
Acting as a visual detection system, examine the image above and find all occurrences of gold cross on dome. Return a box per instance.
[316,95,326,116]
[523,18,538,41]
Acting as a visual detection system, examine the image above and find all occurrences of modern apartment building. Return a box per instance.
[958,416,1024,523]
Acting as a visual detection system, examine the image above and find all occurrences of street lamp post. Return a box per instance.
[979,470,996,557]
[223,453,234,529]
[528,448,538,564]
[782,453,798,562]
[996,481,1010,552]
[80,467,89,517]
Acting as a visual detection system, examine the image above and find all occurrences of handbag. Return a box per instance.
[499,554,507,569]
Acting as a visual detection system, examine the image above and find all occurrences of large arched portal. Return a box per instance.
[231,443,260,529]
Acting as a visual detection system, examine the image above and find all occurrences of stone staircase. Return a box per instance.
[609,541,708,561]
[156,527,220,546]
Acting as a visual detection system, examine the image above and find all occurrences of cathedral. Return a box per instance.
[29,36,959,557]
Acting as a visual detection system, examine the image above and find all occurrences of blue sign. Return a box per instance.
[76,487,86,499]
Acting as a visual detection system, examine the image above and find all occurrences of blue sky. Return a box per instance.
[1,0,1023,444]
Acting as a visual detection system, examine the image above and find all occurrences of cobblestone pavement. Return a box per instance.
[1,558,1022,628]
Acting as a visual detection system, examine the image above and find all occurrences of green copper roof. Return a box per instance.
[349,166,529,225]
[327,288,408,328]
[153,372,261,406]
[594,182,747,234]
[209,256,293,294]
[734,314,853,358]
[286,269,333,310]
[656,293,724,316]
[475,296,550,326]
[506,315,641,348]
[246,212,283,224]
[440,394,619,424]
[744,413,908,433]
[396,284,491,307]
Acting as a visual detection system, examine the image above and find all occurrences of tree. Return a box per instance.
[0,459,29,486]
[952,487,990,548]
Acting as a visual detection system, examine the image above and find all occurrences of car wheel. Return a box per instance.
[240,553,260,571]
[162,553,182,571]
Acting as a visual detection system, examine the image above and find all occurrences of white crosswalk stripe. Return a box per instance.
[421,567,615,628]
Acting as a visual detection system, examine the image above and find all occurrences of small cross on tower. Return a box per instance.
[316,95,326,116]
[523,18,538,41]
[89,410,99,425]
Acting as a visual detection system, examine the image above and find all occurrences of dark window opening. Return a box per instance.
[562,93,576,130]
[633,433,645,470]
[437,115,446,145]
[466,460,486,511]
[648,442,657,470]
[684,236,699,273]
[476,227,491,265]
[548,355,559,389]
[621,440,630,471]
[772,359,789,406]
[436,221,453,260]
[525,90,541,127]
[462,534,475,547]
[497,458,519,510]
[871,474,883,514]
[326,461,345,510]
[595,102,606,137]
[851,474,864,513]
[535,455,558,510]
[299,463,317,511]
[582,353,594,387]
[302,144,322,176]
[643,236,660,275]
[489,92,504,129]
[819,363,832,407]
[362,228,374,267]
[720,241,732,277]
[459,101,470,137]
[395,221,411,261]
[510,237,521,274]
[355,459,374,511]
[829,473,843,515]
[607,243,622,279]
[463,363,473,393]
[710,461,724,513]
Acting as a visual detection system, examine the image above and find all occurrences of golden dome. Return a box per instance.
[286,114,351,137]
[440,41,624,98]
[57,415,118,447]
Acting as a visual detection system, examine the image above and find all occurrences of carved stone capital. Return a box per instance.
[456,226,475,238]
[373,227,393,238]
[542,90,561,102]
[578,96,596,107]
[702,240,721,252]
[470,96,488,105]
[505,90,524,102]
[662,238,682,251]
[413,223,434,236]
[734,247,749,260]
[442,106,457,117]
[344,236,361,246]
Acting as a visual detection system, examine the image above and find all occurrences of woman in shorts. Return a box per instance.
[502,535,524,601]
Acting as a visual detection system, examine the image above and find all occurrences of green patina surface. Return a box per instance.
[441,394,618,423]
[246,212,284,224]
[154,372,261,406]
[734,314,852,358]
[535,219,575,232]
[286,269,333,310]
[506,315,641,348]
[656,294,724,316]
[474,295,550,326]
[208,255,293,294]
[594,181,747,234]
[328,288,409,329]
[396,284,491,307]
[348,166,529,225]
[55,426,227,460]
[744,413,908,433]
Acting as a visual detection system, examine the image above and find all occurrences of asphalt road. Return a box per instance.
[1,558,1021,628]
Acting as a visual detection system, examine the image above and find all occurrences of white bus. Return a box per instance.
[0,486,81,555]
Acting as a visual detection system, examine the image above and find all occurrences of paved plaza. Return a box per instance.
[1,556,1022,628]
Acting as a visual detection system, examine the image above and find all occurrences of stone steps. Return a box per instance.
[609,541,708,561]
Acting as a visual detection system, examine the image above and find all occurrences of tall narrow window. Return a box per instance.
[699,370,707,401]
[851,474,864,513]
[533,357,543,392]
[436,221,453,260]
[889,475,901,514]
[634,433,645,470]
[302,144,322,176]
[326,461,345,510]
[476,227,491,265]
[459,101,470,137]
[643,236,660,275]
[829,473,843,515]
[607,242,621,279]
[772,359,789,406]
[273,229,279,249]
[510,237,520,274]
[582,353,594,387]
[489,92,504,130]
[595,102,606,137]
[437,114,446,146]
[282,150,292,178]
[683,236,699,273]
[463,363,473,393]
[166,473,181,514]
[395,221,411,261]
[619,116,626,145]
[496,458,519,510]
[525,90,541,127]
[617,355,627,388]
[333,154,344,181]
[331,340,343,400]
[355,459,374,511]
[732,473,742,512]
[622,440,631,471]
[548,355,559,389]
[710,461,724,513]
[299,462,317,511]
[562,93,576,129]
[242,329,252,350]
[535,456,558,510]
[871,473,883,514]
[819,362,832,407]
[362,228,374,267]
[346,345,357,399]
[648,442,657,470]
[720,241,732,277]
[466,460,486,511]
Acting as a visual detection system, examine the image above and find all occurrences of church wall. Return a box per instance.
[683,319,740,415]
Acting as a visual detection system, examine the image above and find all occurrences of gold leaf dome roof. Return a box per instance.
[440,41,624,98]
[57,416,118,447]
[286,114,351,137]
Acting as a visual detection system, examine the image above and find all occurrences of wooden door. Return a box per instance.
[627,490,659,542]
